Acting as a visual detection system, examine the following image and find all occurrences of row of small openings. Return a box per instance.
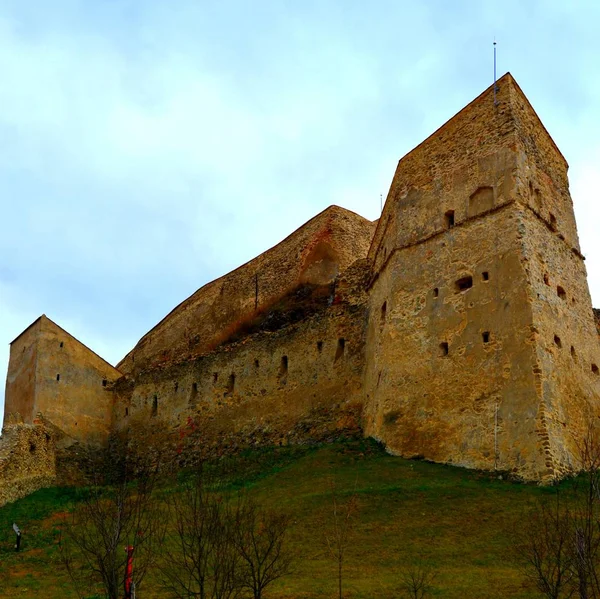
[553,335,599,375]
[182,339,347,399]
[55,372,108,387]
[528,182,558,233]
[431,272,489,300]
[439,332,491,356]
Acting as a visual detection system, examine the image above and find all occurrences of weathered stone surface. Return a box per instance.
[117,205,376,377]
[364,74,600,481]
[3,72,600,488]
[0,424,56,508]
[4,315,121,446]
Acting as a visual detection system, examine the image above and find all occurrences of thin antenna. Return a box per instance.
[493,37,498,106]
[380,193,383,214]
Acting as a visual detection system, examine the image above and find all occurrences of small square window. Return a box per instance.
[482,272,489,281]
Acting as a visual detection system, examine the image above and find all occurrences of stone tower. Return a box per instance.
[364,73,600,481]
[4,315,120,446]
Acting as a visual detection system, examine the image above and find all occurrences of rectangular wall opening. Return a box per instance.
[455,276,473,292]
[152,395,158,417]
[482,331,490,343]
[227,373,236,394]
[439,342,449,357]
[445,210,455,228]
[335,338,346,362]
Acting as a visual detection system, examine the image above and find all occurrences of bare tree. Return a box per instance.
[320,476,359,599]
[399,559,436,599]
[513,492,575,599]
[512,423,600,599]
[158,471,240,599]
[59,427,166,599]
[233,498,293,599]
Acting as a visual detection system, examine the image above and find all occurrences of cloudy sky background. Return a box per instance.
[1,0,600,421]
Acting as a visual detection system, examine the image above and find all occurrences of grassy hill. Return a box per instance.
[0,438,556,598]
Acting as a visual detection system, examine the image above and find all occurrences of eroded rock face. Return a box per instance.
[4,73,600,486]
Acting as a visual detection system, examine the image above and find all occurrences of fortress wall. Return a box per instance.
[369,74,519,275]
[31,317,120,446]
[0,424,56,508]
[118,206,375,377]
[4,319,40,423]
[509,80,580,253]
[364,205,547,479]
[519,207,600,475]
[113,263,370,449]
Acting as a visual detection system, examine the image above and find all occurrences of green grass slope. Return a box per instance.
[0,439,556,598]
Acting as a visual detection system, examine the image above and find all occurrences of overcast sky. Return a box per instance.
[1,0,600,421]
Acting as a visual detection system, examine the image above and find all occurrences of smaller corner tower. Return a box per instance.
[4,315,120,445]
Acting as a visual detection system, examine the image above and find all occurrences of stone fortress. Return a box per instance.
[3,73,600,504]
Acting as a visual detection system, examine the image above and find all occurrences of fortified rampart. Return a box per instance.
[117,206,376,377]
[3,72,600,493]
[0,423,56,508]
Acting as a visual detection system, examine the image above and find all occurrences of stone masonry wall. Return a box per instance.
[113,259,370,452]
[118,206,375,377]
[0,424,56,508]
[364,205,544,477]
[4,319,41,423]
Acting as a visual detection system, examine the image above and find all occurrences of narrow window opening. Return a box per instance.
[455,276,473,292]
[544,273,550,286]
[433,288,439,298]
[335,338,345,362]
[213,372,218,384]
[102,379,107,387]
[190,382,198,408]
[152,395,158,417]
[482,331,490,343]
[29,443,36,453]
[125,407,129,417]
[593,364,599,376]
[557,286,566,300]
[381,301,387,323]
[482,272,489,281]
[549,213,557,231]
[59,342,64,348]
[56,374,60,382]
[571,346,577,360]
[439,342,449,357]
[445,210,455,228]
[227,373,236,394]
[174,381,179,392]
[554,335,562,349]
[279,355,288,379]
[254,358,260,368]
[317,341,323,353]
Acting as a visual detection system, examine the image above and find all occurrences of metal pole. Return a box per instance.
[493,39,498,106]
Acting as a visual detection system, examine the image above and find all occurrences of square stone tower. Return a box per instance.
[364,73,600,480]
[4,315,121,445]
